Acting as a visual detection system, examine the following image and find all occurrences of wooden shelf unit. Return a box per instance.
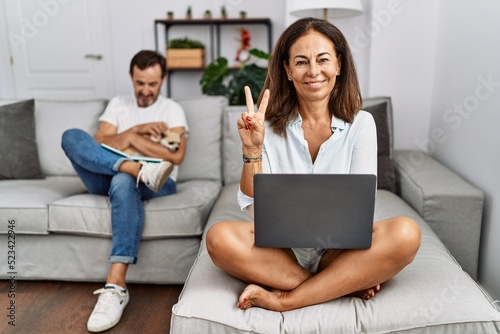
[154,17,272,97]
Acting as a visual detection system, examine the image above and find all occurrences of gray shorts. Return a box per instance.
[291,247,327,274]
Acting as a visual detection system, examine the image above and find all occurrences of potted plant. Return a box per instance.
[167,37,205,69]
[199,48,270,105]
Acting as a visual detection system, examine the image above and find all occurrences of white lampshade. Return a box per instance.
[288,0,363,20]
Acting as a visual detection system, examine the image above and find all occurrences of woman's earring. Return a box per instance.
[288,76,292,81]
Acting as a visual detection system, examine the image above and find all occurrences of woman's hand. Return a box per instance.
[238,86,270,155]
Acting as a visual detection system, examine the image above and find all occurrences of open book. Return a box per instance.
[101,144,163,163]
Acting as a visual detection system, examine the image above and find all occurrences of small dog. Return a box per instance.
[123,129,185,157]
[150,129,184,152]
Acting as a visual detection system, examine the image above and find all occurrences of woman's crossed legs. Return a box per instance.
[206,216,421,312]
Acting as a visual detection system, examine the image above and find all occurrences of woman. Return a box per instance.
[206,17,421,312]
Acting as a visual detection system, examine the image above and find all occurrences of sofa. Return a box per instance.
[1,95,499,333]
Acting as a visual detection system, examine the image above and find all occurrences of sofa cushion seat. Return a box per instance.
[0,176,87,235]
[48,180,221,238]
[171,184,500,333]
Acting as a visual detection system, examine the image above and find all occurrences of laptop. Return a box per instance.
[253,174,377,249]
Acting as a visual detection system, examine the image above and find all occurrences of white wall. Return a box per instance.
[368,0,440,151]
[0,1,16,98]
[429,0,500,301]
[105,0,286,98]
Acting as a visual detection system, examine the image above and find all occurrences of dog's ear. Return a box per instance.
[165,128,188,139]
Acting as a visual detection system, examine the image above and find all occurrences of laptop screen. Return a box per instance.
[253,174,376,249]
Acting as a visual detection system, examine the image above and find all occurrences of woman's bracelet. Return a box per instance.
[243,154,262,174]
[242,154,262,163]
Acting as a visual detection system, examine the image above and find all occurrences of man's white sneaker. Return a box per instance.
[87,284,130,332]
[136,161,173,192]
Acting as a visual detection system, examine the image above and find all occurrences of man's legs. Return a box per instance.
[108,173,144,272]
[108,173,177,272]
[86,174,177,332]
[61,128,130,194]
[62,128,173,194]
[62,128,176,332]
[104,175,178,285]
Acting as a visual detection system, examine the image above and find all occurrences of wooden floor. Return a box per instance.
[0,280,183,334]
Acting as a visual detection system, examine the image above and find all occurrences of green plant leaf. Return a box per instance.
[206,83,227,96]
[249,48,271,60]
[227,64,267,105]
[167,37,205,49]
[200,48,269,104]
[199,57,231,94]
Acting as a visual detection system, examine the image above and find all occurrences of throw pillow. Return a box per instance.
[0,99,44,179]
[363,101,396,192]
[35,99,108,176]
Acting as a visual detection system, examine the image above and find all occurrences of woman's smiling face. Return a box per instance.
[284,30,341,104]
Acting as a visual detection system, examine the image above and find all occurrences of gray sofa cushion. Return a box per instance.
[363,96,394,158]
[394,150,484,279]
[35,99,108,176]
[48,180,221,238]
[176,95,228,183]
[222,105,247,185]
[5,234,200,284]
[363,100,396,192]
[0,176,87,235]
[0,99,44,180]
[171,184,500,333]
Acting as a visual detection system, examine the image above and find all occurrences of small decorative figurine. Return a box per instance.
[235,28,251,63]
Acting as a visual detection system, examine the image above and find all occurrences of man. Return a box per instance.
[61,50,188,332]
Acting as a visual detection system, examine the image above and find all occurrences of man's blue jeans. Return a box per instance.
[61,128,176,264]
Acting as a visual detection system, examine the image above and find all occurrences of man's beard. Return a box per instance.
[137,93,156,107]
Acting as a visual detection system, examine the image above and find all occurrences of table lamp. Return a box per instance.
[288,0,363,20]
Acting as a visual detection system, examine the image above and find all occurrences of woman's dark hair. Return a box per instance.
[258,17,362,137]
[129,50,167,78]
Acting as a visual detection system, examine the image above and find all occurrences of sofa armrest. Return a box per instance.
[393,150,484,280]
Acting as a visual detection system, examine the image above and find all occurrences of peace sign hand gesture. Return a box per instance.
[237,86,270,155]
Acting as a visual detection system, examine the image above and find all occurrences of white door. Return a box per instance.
[2,0,112,99]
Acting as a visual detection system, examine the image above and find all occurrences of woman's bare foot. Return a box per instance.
[348,284,381,300]
[237,283,381,312]
[237,284,287,311]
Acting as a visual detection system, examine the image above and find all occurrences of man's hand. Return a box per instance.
[95,121,168,150]
[133,122,168,138]
[95,121,186,165]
